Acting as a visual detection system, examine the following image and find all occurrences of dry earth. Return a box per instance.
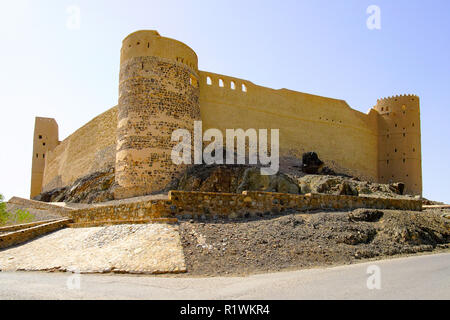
[0,207,448,277]
[178,208,450,276]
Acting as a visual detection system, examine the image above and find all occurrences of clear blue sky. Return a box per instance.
[0,0,449,203]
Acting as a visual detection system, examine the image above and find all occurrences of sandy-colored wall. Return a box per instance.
[198,71,379,181]
[114,30,201,199]
[374,95,422,195]
[33,31,422,198]
[30,118,59,198]
[42,107,118,192]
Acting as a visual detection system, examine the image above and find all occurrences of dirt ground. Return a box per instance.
[178,208,450,276]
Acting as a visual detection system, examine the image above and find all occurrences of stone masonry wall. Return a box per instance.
[42,107,118,192]
[8,197,73,217]
[115,55,200,199]
[0,219,71,249]
[67,191,422,224]
[0,219,59,233]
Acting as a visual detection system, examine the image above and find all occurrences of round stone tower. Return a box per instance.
[114,30,200,199]
[374,94,422,195]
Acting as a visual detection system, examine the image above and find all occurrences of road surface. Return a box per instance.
[0,252,449,299]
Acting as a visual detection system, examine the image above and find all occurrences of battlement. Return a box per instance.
[376,94,419,104]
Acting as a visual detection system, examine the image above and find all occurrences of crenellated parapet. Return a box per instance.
[376,94,419,104]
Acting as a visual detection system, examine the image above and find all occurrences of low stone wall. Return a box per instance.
[0,219,59,233]
[8,197,72,216]
[0,219,72,249]
[69,200,169,223]
[423,204,450,209]
[68,218,178,228]
[66,191,422,223]
[167,191,422,219]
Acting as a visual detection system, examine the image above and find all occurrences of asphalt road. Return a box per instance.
[0,252,449,300]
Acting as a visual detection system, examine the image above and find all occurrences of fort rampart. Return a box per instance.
[31,30,422,199]
[39,107,117,194]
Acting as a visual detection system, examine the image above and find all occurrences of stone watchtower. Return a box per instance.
[30,117,59,198]
[374,95,422,195]
[114,30,201,199]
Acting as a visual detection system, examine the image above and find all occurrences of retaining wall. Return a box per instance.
[67,191,422,223]
[0,219,59,233]
[8,197,72,216]
[0,219,72,249]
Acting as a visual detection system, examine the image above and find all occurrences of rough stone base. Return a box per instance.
[0,224,186,274]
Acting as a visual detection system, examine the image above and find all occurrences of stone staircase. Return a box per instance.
[0,218,72,249]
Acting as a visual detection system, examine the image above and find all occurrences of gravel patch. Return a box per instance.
[179,208,450,276]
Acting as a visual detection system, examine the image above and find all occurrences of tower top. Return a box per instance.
[122,30,160,43]
[120,30,198,70]
[376,94,419,104]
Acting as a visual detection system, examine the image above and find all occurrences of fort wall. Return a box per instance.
[31,30,422,198]
[41,107,117,192]
[199,71,380,180]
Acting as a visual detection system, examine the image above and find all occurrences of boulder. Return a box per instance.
[338,181,359,196]
[237,168,299,194]
[348,209,384,222]
[301,152,324,174]
[389,182,405,195]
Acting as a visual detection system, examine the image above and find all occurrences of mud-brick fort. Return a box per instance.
[30,30,422,200]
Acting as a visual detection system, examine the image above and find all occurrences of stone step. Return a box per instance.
[0,218,72,249]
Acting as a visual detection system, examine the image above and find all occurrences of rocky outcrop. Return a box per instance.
[172,165,299,194]
[33,168,115,204]
[297,174,407,198]
[236,168,299,194]
[34,153,413,204]
[172,165,248,193]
